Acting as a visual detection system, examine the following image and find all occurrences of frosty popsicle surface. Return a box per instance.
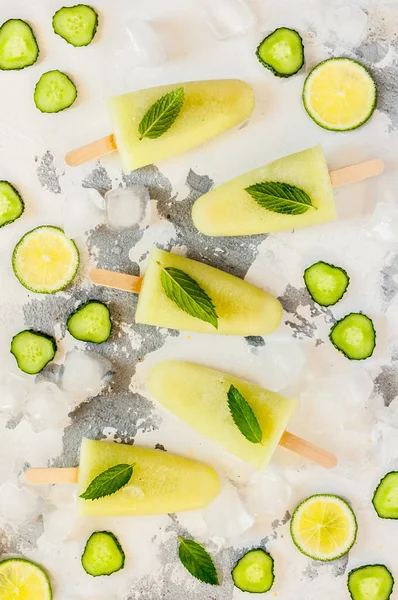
[78,439,220,516]
[108,79,255,172]
[135,248,283,335]
[148,361,298,470]
[192,146,337,236]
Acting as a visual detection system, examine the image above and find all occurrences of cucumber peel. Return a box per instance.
[348,564,394,600]
[232,549,274,594]
[81,531,125,577]
[67,301,112,343]
[330,313,376,360]
[256,27,304,77]
[11,330,57,375]
[34,70,78,113]
[304,261,349,306]
[53,5,98,47]
[372,472,398,519]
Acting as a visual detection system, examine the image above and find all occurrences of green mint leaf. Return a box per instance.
[159,263,218,329]
[227,384,263,444]
[245,181,317,215]
[178,537,219,585]
[138,87,185,140]
[80,463,135,501]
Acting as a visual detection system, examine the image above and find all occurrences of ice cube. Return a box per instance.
[371,421,398,466]
[377,399,398,429]
[366,202,398,245]
[61,350,113,400]
[0,481,42,524]
[261,341,306,392]
[105,186,150,231]
[324,5,368,49]
[42,504,79,544]
[115,18,166,71]
[201,0,257,40]
[62,186,104,240]
[243,469,292,517]
[0,370,31,417]
[202,482,254,540]
[23,382,70,433]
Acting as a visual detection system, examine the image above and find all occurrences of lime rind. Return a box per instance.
[290,493,358,562]
[303,57,377,131]
[12,225,80,294]
[0,557,52,600]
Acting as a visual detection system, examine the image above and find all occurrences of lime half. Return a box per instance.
[303,58,377,131]
[290,494,357,561]
[0,558,52,600]
[12,226,80,294]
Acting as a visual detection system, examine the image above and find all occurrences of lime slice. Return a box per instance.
[12,226,80,294]
[303,58,377,131]
[0,558,52,600]
[290,494,357,561]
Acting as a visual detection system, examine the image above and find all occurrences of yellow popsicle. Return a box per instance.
[192,146,337,236]
[78,439,220,516]
[135,248,283,336]
[148,361,297,470]
[108,79,255,173]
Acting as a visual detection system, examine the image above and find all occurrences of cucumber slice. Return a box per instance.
[53,5,98,47]
[34,70,77,113]
[12,226,80,294]
[256,28,304,77]
[232,549,274,594]
[81,531,125,577]
[304,261,349,306]
[11,330,57,375]
[330,313,376,360]
[303,58,377,131]
[0,181,24,227]
[348,565,394,600]
[0,19,39,71]
[372,472,398,519]
[67,301,112,343]
[0,558,52,600]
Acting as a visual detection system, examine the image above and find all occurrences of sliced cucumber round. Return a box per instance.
[256,28,304,77]
[304,261,349,307]
[12,226,80,294]
[53,5,99,47]
[82,531,125,577]
[348,564,394,600]
[34,70,77,113]
[303,58,377,131]
[11,330,57,375]
[67,301,112,343]
[0,558,52,600]
[372,472,398,519]
[330,313,376,360]
[0,19,39,70]
[232,549,274,594]
[0,181,24,227]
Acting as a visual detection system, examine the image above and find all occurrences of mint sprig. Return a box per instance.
[227,384,263,444]
[158,263,218,329]
[80,463,135,501]
[245,181,317,215]
[178,537,219,585]
[138,87,185,140]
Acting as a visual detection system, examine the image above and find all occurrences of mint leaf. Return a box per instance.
[138,87,185,140]
[159,263,218,329]
[178,537,219,585]
[227,384,263,444]
[80,463,135,500]
[245,181,317,215]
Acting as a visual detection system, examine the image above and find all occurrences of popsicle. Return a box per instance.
[26,439,220,516]
[89,247,283,336]
[147,361,337,470]
[192,146,385,236]
[65,79,255,173]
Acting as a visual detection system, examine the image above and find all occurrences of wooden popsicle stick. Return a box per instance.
[25,467,79,484]
[65,134,117,167]
[329,159,384,188]
[89,269,143,293]
[279,431,337,469]
[25,432,336,485]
